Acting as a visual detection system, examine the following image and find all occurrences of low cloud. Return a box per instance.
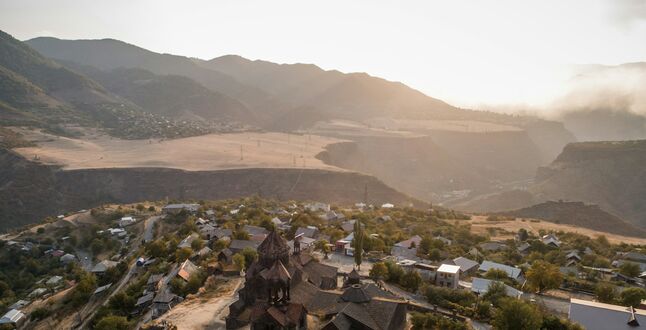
[609,0,646,28]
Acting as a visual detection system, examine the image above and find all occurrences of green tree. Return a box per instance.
[146,240,167,258]
[233,230,250,240]
[241,247,258,268]
[384,261,404,283]
[90,238,105,255]
[136,204,145,212]
[353,219,364,270]
[95,315,132,330]
[191,237,205,251]
[233,253,246,271]
[620,287,646,307]
[69,272,97,307]
[212,239,229,251]
[315,239,331,259]
[108,292,135,316]
[526,260,563,293]
[484,268,508,281]
[492,298,543,330]
[595,282,617,304]
[369,262,389,281]
[428,248,441,261]
[619,262,641,278]
[400,270,422,292]
[474,300,492,320]
[175,247,192,262]
[541,315,584,330]
[482,281,508,307]
[517,228,529,241]
[185,270,206,295]
[29,307,50,321]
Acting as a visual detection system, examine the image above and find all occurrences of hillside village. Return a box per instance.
[0,198,645,329]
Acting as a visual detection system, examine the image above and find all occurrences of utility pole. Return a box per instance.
[240,145,243,161]
[364,183,368,205]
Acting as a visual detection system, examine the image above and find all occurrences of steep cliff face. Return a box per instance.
[531,141,646,228]
[0,149,422,230]
[317,130,544,203]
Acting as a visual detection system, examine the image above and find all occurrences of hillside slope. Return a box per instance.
[531,140,646,227]
[0,30,126,127]
[455,140,646,230]
[61,63,254,123]
[498,201,646,238]
[25,37,276,118]
[0,148,422,231]
[317,130,543,202]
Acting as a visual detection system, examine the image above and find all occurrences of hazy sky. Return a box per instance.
[2,0,645,110]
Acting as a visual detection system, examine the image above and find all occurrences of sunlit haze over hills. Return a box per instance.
[2,0,646,111]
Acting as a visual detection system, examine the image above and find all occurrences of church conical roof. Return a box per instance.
[340,284,371,303]
[258,230,290,260]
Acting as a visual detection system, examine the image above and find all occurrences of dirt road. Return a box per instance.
[157,277,243,330]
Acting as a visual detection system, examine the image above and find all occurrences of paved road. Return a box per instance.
[75,250,93,271]
[144,215,162,243]
[523,292,570,315]
[319,252,374,276]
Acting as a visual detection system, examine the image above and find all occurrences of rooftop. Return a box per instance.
[437,264,461,274]
[569,298,646,330]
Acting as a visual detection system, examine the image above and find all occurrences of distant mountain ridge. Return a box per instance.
[60,62,254,123]
[26,36,563,131]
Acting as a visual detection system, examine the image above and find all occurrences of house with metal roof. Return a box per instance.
[453,257,480,275]
[478,260,523,281]
[0,309,25,326]
[471,278,522,298]
[569,298,646,330]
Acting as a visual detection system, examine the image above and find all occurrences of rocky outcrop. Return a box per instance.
[530,141,646,228]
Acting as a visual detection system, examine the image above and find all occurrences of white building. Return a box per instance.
[0,309,25,327]
[436,264,461,288]
[119,216,136,227]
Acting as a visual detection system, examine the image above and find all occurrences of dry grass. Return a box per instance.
[12,128,345,171]
[445,215,646,245]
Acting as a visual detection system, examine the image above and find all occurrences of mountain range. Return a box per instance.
[4,29,646,235]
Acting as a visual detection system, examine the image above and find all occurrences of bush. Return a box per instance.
[399,270,422,292]
[492,298,542,330]
[425,286,476,308]
[30,307,50,321]
[411,312,468,330]
[384,261,404,283]
[620,287,646,307]
[95,315,132,330]
[69,272,97,307]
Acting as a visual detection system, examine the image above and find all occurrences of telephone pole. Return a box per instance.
[364,183,368,205]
